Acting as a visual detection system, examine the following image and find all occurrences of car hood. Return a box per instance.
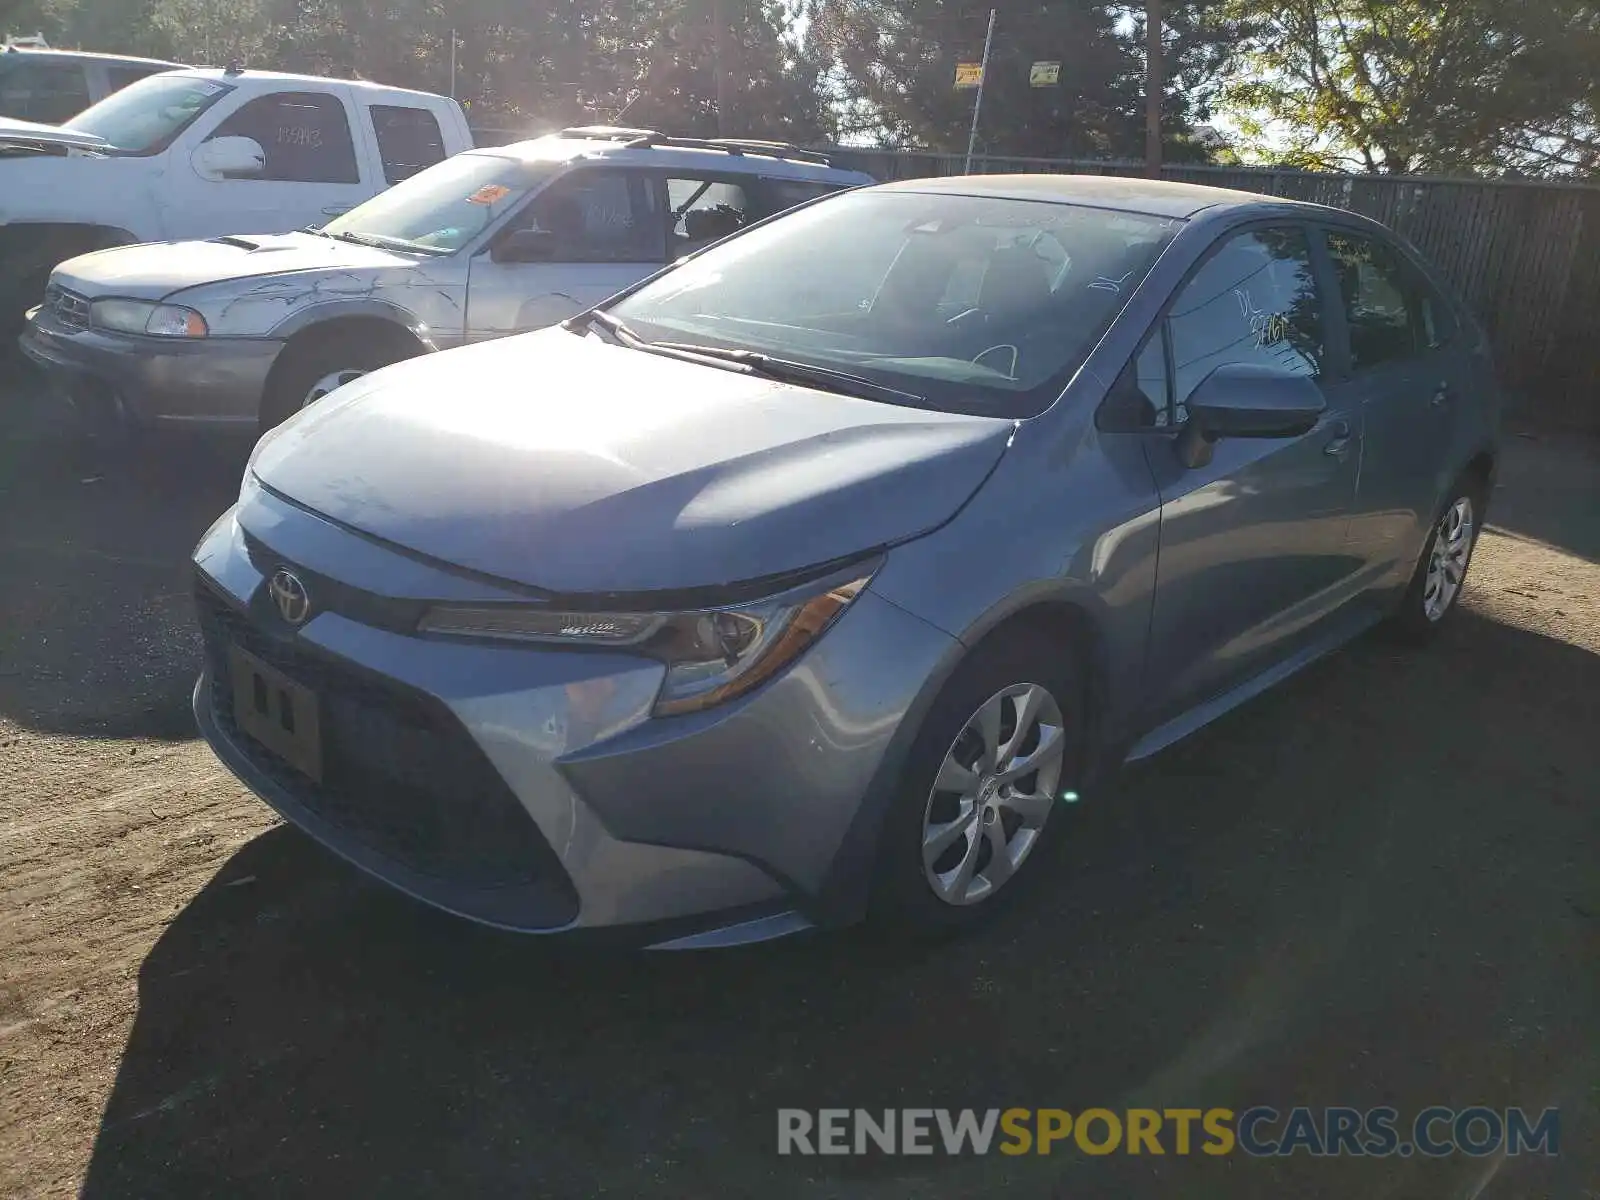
[251,329,1015,596]
[51,232,419,301]
[0,115,110,151]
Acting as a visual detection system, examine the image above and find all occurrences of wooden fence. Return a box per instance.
[827,151,1600,432]
[469,127,1599,431]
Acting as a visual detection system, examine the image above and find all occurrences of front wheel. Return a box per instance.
[260,327,421,434]
[872,629,1085,936]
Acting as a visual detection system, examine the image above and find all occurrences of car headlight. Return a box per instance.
[417,564,879,716]
[90,298,209,338]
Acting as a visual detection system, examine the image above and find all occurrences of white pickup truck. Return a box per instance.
[0,65,472,323]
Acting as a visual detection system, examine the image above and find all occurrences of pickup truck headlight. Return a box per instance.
[91,299,209,338]
[417,566,879,717]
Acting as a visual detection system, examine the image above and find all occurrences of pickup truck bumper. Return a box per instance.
[18,305,281,433]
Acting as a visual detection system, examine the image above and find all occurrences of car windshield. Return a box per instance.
[607,189,1180,417]
[63,74,231,154]
[322,152,552,254]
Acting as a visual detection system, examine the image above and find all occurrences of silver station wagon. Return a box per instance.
[20,126,872,436]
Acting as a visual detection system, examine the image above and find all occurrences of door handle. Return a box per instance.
[1323,418,1354,458]
[321,205,351,217]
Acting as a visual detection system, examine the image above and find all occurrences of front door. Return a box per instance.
[1140,224,1365,725]
[167,87,378,240]
[466,167,666,340]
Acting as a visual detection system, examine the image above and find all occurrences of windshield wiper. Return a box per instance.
[647,342,929,406]
[563,312,928,406]
[563,308,648,345]
[324,230,446,255]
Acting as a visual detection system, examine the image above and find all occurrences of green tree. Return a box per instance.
[1221,0,1600,175]
[799,0,1248,158]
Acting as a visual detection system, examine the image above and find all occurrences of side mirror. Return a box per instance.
[1176,362,1325,468]
[193,135,265,180]
[492,228,558,264]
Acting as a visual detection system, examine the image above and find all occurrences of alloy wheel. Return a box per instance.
[1423,496,1476,622]
[302,368,368,409]
[921,682,1066,906]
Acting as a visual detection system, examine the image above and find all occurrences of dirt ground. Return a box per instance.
[1,370,1597,1199]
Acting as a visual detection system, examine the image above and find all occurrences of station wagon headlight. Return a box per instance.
[91,299,209,338]
[417,565,879,716]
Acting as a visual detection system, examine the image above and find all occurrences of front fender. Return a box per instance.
[264,298,444,349]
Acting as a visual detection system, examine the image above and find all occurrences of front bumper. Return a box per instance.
[18,305,281,431]
[189,483,960,942]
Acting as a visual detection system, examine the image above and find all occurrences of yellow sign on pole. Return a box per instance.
[1030,61,1061,87]
[954,62,984,89]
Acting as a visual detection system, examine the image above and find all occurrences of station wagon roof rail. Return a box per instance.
[557,125,835,166]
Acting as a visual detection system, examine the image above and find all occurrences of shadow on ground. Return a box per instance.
[81,610,1599,1199]
[1488,431,1600,562]
[0,421,250,740]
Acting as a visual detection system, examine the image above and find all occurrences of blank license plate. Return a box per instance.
[228,645,323,782]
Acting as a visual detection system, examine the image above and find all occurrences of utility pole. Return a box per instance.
[1145,0,1162,177]
[713,0,733,136]
[964,8,997,174]
[449,28,457,100]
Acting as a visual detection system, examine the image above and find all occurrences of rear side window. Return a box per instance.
[667,177,754,258]
[756,178,845,219]
[1167,225,1325,413]
[0,59,92,122]
[208,91,359,184]
[370,104,447,184]
[1325,229,1456,370]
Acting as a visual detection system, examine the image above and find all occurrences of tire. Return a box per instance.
[1388,471,1487,641]
[260,326,421,434]
[870,628,1087,937]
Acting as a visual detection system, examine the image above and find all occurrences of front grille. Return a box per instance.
[46,285,91,330]
[195,579,575,897]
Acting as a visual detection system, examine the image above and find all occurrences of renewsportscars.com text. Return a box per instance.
[777,1106,1560,1158]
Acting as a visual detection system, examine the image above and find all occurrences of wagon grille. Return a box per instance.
[45,285,91,330]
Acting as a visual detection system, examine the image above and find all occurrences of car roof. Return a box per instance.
[479,131,875,185]
[876,173,1319,220]
[1,47,184,69]
[160,67,451,103]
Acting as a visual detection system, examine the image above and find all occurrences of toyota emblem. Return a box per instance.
[268,568,312,626]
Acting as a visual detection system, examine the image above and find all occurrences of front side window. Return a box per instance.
[64,74,233,155]
[370,104,447,185]
[608,189,1179,417]
[1167,225,1324,413]
[667,177,755,259]
[207,91,358,184]
[323,151,546,253]
[1325,229,1453,370]
[512,169,663,263]
[0,58,91,123]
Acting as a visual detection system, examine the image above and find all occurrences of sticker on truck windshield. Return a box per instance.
[467,184,512,206]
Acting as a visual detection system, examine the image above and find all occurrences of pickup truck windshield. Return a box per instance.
[322,153,551,254]
[64,75,232,155]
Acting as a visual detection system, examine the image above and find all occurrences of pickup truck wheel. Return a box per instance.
[260,327,421,434]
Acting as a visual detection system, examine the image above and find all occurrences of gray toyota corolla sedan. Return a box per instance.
[192,175,1501,948]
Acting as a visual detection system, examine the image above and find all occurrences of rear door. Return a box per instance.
[1317,224,1462,569]
[1136,222,1365,724]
